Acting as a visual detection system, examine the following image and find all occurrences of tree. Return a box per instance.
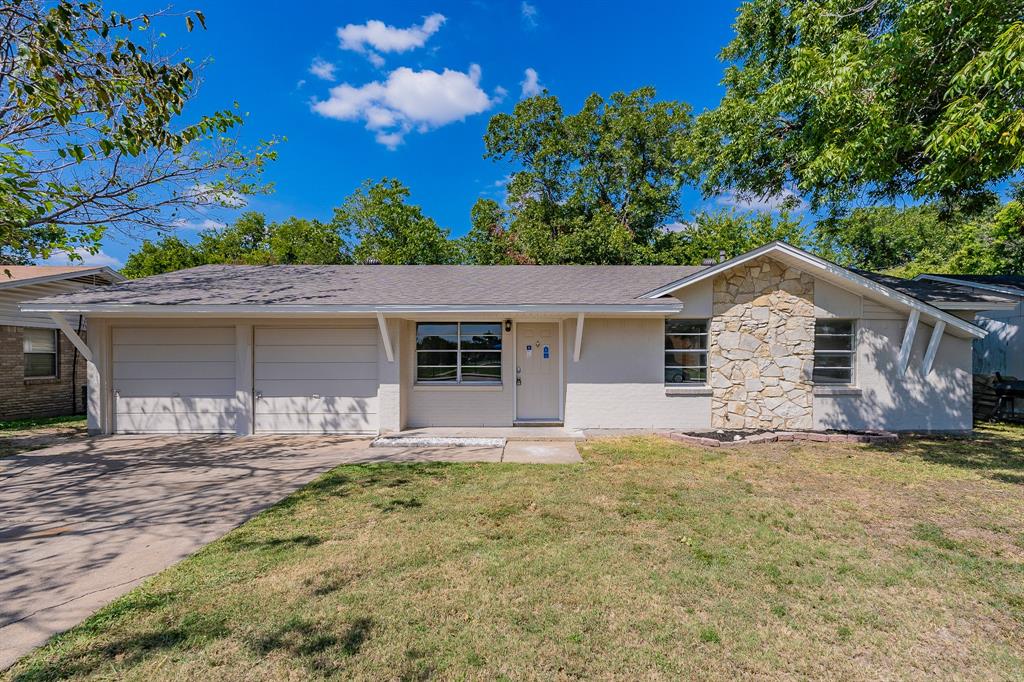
[657,209,809,265]
[121,212,349,277]
[332,179,457,264]
[810,196,1024,276]
[482,88,692,263]
[693,0,1024,213]
[0,0,277,265]
[459,198,523,265]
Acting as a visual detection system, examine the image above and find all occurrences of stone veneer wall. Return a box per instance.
[709,258,815,430]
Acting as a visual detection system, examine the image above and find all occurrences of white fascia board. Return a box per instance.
[641,241,986,339]
[915,275,1024,299]
[0,267,124,291]
[19,302,684,316]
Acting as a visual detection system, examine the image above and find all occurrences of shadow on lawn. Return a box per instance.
[876,425,1024,484]
[252,616,374,674]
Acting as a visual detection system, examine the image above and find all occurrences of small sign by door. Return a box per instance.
[543,345,549,359]
[526,344,533,358]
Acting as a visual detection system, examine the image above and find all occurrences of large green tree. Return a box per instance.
[657,209,809,265]
[0,0,276,265]
[480,88,692,264]
[693,0,1024,212]
[121,211,349,278]
[332,179,457,265]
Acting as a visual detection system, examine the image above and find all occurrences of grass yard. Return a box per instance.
[0,415,86,457]
[6,425,1024,680]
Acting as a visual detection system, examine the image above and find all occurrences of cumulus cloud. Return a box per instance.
[520,67,542,98]
[337,13,445,65]
[521,1,538,27]
[716,188,806,212]
[41,247,123,268]
[187,183,247,209]
[662,221,693,233]
[171,218,228,231]
[309,57,337,81]
[311,64,496,149]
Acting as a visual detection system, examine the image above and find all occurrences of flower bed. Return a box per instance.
[657,429,899,448]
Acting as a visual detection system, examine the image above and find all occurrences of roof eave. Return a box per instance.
[19,302,685,317]
[0,266,125,291]
[640,241,987,339]
[915,274,1024,298]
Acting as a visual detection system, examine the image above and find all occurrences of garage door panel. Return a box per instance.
[113,327,235,346]
[255,327,377,346]
[255,362,377,381]
[115,378,236,398]
[113,361,235,380]
[114,344,235,362]
[116,396,240,414]
[255,379,379,399]
[116,411,241,434]
[257,396,378,414]
[254,326,379,434]
[255,345,377,363]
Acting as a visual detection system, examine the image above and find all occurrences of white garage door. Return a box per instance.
[254,326,379,434]
[113,327,239,433]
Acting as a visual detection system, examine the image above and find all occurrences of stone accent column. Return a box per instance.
[709,258,815,430]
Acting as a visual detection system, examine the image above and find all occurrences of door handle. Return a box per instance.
[255,390,263,400]
[516,377,522,386]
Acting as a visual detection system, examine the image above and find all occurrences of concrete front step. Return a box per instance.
[371,436,506,448]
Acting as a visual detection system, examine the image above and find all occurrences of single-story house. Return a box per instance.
[1,265,124,421]
[913,274,1024,378]
[20,243,1018,436]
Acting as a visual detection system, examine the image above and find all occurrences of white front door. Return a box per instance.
[515,322,559,421]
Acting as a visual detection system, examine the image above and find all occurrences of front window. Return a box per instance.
[665,319,708,384]
[416,322,502,384]
[24,328,58,378]
[813,320,855,384]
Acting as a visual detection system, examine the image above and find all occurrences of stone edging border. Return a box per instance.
[657,431,899,448]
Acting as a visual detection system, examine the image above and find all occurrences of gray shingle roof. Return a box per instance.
[855,270,1019,305]
[26,264,707,307]
[920,274,1024,295]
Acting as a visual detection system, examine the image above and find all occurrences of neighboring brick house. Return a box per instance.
[1,265,123,421]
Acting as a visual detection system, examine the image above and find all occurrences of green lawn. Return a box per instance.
[0,414,86,431]
[6,426,1024,680]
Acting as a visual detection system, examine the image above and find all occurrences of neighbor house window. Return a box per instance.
[24,328,58,378]
[665,320,708,384]
[416,322,502,384]
[813,320,855,384]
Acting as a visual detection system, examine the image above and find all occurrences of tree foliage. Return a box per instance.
[480,88,692,263]
[331,178,457,265]
[657,209,809,265]
[0,0,277,264]
[693,0,1024,212]
[121,211,348,278]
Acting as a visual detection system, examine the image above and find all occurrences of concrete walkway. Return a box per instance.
[0,435,579,670]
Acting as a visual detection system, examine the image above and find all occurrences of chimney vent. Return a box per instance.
[718,249,727,263]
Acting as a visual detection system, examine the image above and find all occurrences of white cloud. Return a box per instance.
[716,189,806,212]
[662,221,694,233]
[41,247,123,268]
[520,67,542,98]
[188,183,247,208]
[309,57,337,81]
[311,64,496,149]
[171,218,228,231]
[521,1,538,27]
[337,13,445,65]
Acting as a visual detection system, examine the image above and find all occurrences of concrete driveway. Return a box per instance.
[0,434,579,670]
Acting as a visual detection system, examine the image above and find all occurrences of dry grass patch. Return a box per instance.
[5,426,1024,680]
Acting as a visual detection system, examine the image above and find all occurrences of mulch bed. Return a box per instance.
[657,429,899,448]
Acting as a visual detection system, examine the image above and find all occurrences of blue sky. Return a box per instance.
[67,1,759,267]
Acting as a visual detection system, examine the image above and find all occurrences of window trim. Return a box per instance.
[415,321,503,386]
[813,319,856,386]
[665,318,709,386]
[23,327,59,379]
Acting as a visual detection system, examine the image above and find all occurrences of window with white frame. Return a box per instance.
[416,322,502,384]
[813,319,855,384]
[24,328,58,378]
[665,319,708,384]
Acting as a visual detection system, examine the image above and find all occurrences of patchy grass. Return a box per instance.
[0,414,85,431]
[6,425,1024,680]
[0,415,87,457]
